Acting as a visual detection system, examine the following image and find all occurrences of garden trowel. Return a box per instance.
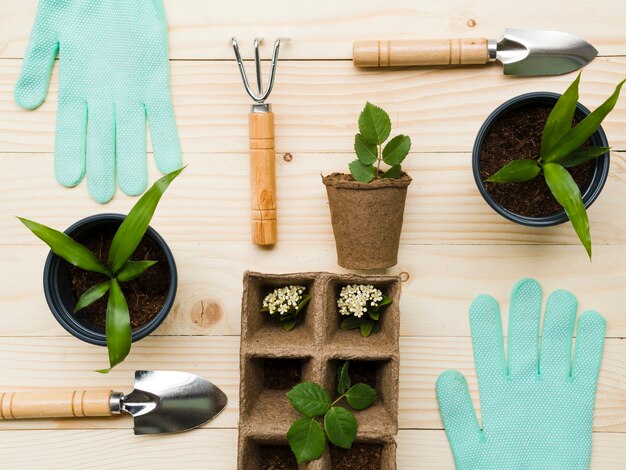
[0,370,228,435]
[353,28,597,75]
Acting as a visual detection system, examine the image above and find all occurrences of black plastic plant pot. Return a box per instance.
[473,92,610,227]
[43,213,177,346]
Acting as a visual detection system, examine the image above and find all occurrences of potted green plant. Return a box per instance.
[261,285,311,331]
[323,102,412,270]
[338,284,392,337]
[473,74,624,258]
[20,168,183,372]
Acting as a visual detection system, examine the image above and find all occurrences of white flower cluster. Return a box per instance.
[263,285,306,316]
[337,284,384,318]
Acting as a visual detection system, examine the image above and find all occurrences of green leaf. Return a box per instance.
[541,72,580,156]
[553,146,610,168]
[295,294,311,314]
[360,319,374,337]
[378,295,392,309]
[18,218,110,275]
[368,311,379,321]
[287,417,326,464]
[354,133,378,165]
[324,407,357,449]
[74,281,111,313]
[358,102,391,145]
[485,159,541,183]
[382,135,411,166]
[544,79,625,162]
[346,383,378,410]
[108,167,184,274]
[283,319,297,331]
[97,279,131,373]
[287,382,331,417]
[340,316,363,330]
[337,361,351,395]
[116,260,158,283]
[349,160,375,183]
[382,165,402,179]
[372,322,381,333]
[543,163,591,259]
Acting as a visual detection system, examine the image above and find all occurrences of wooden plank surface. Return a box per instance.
[1,0,626,468]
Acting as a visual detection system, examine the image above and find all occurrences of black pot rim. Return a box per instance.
[472,92,610,227]
[43,213,177,346]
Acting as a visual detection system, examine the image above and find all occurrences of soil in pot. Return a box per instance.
[330,443,384,469]
[263,358,303,390]
[258,445,298,470]
[68,226,170,330]
[479,104,593,217]
[334,360,378,389]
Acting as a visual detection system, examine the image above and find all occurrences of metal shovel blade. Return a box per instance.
[498,28,597,76]
[120,370,228,435]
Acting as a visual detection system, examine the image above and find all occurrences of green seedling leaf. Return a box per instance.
[287,417,326,464]
[295,294,311,314]
[382,165,402,179]
[283,319,297,331]
[337,361,351,395]
[116,260,158,283]
[74,280,111,312]
[18,218,110,275]
[382,134,411,166]
[541,72,580,156]
[485,159,541,183]
[354,133,378,165]
[553,146,610,168]
[346,383,378,410]
[349,160,375,183]
[358,102,391,145]
[544,79,625,163]
[340,316,363,330]
[97,279,131,373]
[372,323,381,334]
[109,167,184,274]
[360,319,374,337]
[324,407,357,449]
[287,382,331,417]
[543,163,591,259]
[368,311,380,321]
[378,295,392,309]
[278,313,296,322]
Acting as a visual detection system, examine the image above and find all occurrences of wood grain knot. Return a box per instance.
[283,153,293,162]
[399,272,410,282]
[191,299,224,328]
[467,19,477,27]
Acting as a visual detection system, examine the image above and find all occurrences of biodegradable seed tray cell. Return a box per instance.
[238,272,401,470]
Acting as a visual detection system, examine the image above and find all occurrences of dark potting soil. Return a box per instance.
[263,358,302,390]
[338,361,378,389]
[258,445,298,470]
[479,104,594,217]
[68,226,170,330]
[330,444,384,469]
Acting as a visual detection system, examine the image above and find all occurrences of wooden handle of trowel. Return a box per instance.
[0,390,113,419]
[353,38,490,67]
[249,111,277,246]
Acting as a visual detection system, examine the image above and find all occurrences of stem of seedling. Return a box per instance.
[331,393,347,407]
[376,144,382,179]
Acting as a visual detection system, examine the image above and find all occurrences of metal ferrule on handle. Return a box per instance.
[353,38,491,67]
[0,390,114,419]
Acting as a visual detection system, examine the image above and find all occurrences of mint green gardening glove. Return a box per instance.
[15,0,181,203]
[437,279,606,469]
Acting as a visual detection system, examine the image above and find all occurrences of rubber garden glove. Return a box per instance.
[436,279,606,469]
[15,0,182,203]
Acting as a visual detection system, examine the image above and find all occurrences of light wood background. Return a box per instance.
[1,0,625,468]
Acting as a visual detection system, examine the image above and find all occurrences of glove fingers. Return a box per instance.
[572,311,606,386]
[470,294,507,380]
[116,102,147,196]
[86,102,116,203]
[539,290,577,379]
[508,278,542,376]
[436,370,483,461]
[145,95,182,174]
[55,97,87,187]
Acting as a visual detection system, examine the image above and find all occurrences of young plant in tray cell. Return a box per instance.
[287,361,378,464]
[485,74,625,259]
[350,102,412,182]
[19,168,184,372]
[261,285,311,331]
[338,284,392,337]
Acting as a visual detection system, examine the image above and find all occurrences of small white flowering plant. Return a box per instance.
[337,284,392,337]
[261,285,311,331]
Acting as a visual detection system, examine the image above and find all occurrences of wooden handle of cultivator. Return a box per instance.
[0,390,112,419]
[353,38,489,67]
[249,111,277,246]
